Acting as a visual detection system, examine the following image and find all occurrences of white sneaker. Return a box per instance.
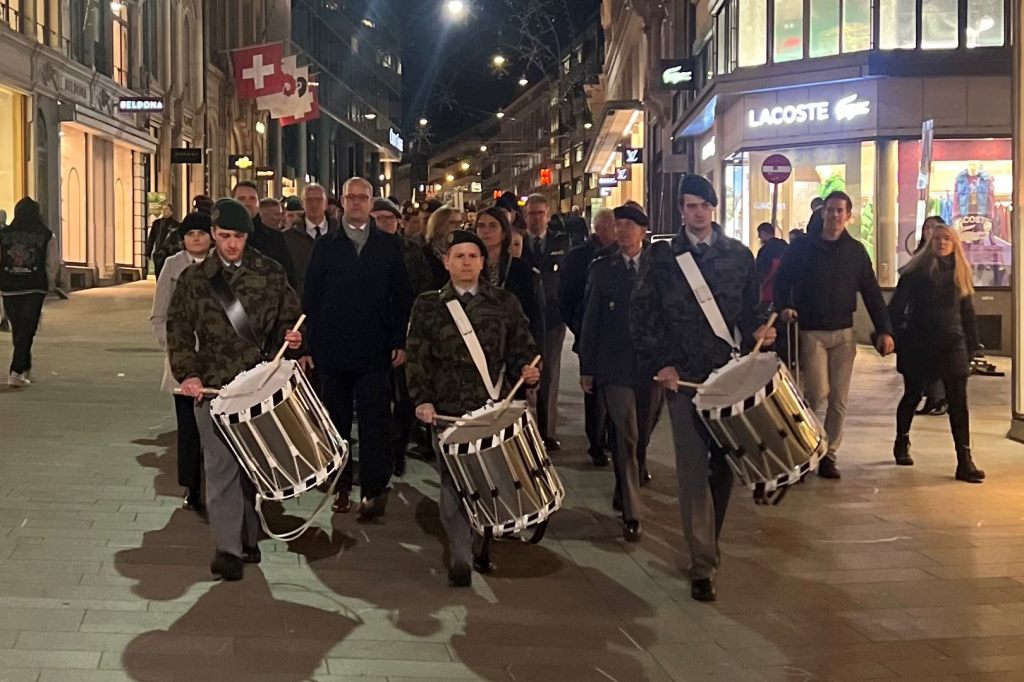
[8,371,30,387]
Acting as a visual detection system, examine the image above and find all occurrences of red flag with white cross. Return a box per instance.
[232,43,285,99]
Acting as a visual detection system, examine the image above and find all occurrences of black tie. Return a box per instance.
[627,258,637,279]
[315,226,323,239]
[533,237,543,256]
[460,291,474,308]
[696,242,710,257]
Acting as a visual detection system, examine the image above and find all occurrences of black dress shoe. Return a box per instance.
[448,562,472,587]
[332,490,352,514]
[358,490,389,520]
[623,520,642,542]
[183,488,205,513]
[640,470,652,486]
[473,557,496,574]
[690,578,716,602]
[393,455,407,478]
[210,551,244,581]
[818,458,841,479]
[543,438,561,452]
[590,450,610,467]
[242,545,261,564]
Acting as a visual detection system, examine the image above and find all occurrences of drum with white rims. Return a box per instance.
[438,400,564,541]
[695,352,827,504]
[210,359,348,540]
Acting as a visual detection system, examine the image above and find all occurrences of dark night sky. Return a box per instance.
[401,0,601,148]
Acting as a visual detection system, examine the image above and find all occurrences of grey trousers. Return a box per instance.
[195,403,260,558]
[602,384,664,522]
[433,430,489,568]
[666,390,732,580]
[537,323,567,440]
[799,328,857,461]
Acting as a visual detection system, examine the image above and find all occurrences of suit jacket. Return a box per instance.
[282,218,339,296]
[303,223,414,374]
[521,230,570,328]
[497,255,546,349]
[580,248,645,387]
[248,215,296,287]
[560,235,613,350]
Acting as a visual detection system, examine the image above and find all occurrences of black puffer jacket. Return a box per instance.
[889,258,978,380]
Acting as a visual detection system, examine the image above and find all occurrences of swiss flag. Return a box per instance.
[279,86,320,127]
[232,43,285,99]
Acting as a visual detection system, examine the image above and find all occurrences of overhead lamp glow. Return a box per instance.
[110,1,125,12]
[379,173,386,181]
[418,117,429,127]
[365,112,377,120]
[460,161,470,171]
[445,173,455,182]
[255,121,267,135]
[492,54,506,67]
[444,0,467,19]
[480,145,488,152]
[496,111,505,119]
[583,122,593,129]
[518,76,529,87]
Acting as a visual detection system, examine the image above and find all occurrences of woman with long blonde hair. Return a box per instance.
[423,205,464,289]
[889,223,984,482]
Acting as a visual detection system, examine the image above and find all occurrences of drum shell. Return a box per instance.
[700,361,826,495]
[440,404,564,537]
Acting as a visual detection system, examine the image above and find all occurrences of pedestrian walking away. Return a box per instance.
[631,174,775,602]
[0,197,59,388]
[774,190,894,480]
[166,198,304,582]
[889,222,985,483]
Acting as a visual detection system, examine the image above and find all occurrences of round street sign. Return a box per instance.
[761,154,792,184]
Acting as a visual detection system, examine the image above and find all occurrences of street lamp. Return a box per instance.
[460,161,470,171]
[518,76,529,87]
[445,173,455,182]
[492,54,506,68]
[418,117,429,127]
[444,0,467,20]
[583,122,593,130]
[365,112,377,120]
[480,145,487,152]
[496,111,505,119]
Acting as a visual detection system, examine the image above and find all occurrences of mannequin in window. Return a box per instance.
[954,164,993,219]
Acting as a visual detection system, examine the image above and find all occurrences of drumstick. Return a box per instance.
[675,380,704,390]
[503,355,542,403]
[752,312,779,354]
[256,314,307,392]
[173,387,222,396]
[433,414,465,423]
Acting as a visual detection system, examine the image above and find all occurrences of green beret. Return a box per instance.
[211,198,254,235]
[446,229,487,256]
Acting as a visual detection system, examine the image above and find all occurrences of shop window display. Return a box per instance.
[808,0,840,58]
[967,0,1004,48]
[897,139,1012,287]
[724,142,876,255]
[773,0,803,63]
[880,0,918,49]
[738,0,767,67]
[921,0,958,49]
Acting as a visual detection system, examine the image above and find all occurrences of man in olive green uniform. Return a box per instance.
[406,230,540,587]
[167,198,303,581]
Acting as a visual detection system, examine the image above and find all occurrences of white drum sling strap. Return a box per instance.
[446,298,504,401]
[675,251,740,353]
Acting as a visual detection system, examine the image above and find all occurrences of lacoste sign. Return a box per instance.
[747,94,871,129]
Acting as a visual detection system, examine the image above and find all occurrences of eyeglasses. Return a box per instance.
[374,214,398,222]
[344,194,372,202]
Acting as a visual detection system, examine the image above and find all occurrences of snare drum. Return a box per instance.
[695,352,826,504]
[211,360,348,540]
[438,401,564,539]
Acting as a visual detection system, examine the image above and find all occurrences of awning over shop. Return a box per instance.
[58,102,158,153]
[584,100,643,175]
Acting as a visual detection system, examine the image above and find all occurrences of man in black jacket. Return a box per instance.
[561,207,616,466]
[232,181,296,287]
[775,190,894,480]
[304,177,414,519]
[580,205,663,542]
[755,222,789,309]
[520,193,570,450]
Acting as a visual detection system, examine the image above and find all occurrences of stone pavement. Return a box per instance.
[1,281,1024,681]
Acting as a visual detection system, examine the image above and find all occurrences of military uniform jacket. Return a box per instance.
[631,224,761,383]
[167,248,302,388]
[580,248,646,388]
[406,280,539,416]
[520,230,570,328]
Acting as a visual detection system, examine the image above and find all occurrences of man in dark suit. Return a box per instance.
[520,193,569,450]
[282,183,338,296]
[304,177,414,519]
[560,207,616,466]
[580,205,664,542]
[232,181,296,286]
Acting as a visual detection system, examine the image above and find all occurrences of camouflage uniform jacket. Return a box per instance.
[401,236,434,296]
[406,279,539,416]
[167,247,303,388]
[630,224,761,383]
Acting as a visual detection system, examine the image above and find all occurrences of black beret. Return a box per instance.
[211,198,254,235]
[445,229,487,256]
[177,211,212,237]
[613,204,649,227]
[283,195,303,212]
[677,174,718,207]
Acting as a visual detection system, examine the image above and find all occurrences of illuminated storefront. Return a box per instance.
[1008,3,1024,440]
[584,102,646,212]
[0,85,28,220]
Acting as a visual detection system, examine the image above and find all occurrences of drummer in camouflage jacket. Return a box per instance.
[406,230,539,588]
[630,175,773,603]
[167,198,303,582]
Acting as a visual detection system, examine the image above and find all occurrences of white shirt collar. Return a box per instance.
[305,217,328,237]
[621,250,642,268]
[685,228,715,248]
[453,284,480,297]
